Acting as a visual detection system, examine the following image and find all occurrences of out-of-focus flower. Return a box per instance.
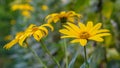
[11,4,34,11]
[59,21,111,46]
[4,35,12,40]
[11,4,34,18]
[11,4,20,11]
[45,11,82,24]
[22,10,31,18]
[4,24,53,49]
[41,5,48,11]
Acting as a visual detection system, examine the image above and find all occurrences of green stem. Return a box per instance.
[84,46,89,68]
[84,46,87,63]
[40,40,61,68]
[25,42,47,68]
[64,39,68,68]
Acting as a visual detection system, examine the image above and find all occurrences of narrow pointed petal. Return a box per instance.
[86,21,93,30]
[96,29,110,33]
[4,40,18,49]
[78,22,86,30]
[67,22,80,33]
[88,36,104,42]
[61,36,78,38]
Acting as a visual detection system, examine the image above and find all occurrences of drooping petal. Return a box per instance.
[4,39,18,49]
[39,27,48,35]
[41,24,54,31]
[19,33,29,46]
[70,39,80,43]
[79,39,87,46]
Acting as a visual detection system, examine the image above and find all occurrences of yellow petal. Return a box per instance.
[67,17,74,23]
[39,27,48,35]
[86,21,93,30]
[96,29,110,33]
[79,39,87,46]
[78,22,86,30]
[91,23,102,31]
[4,39,18,49]
[28,24,36,29]
[95,33,111,37]
[41,24,54,31]
[70,39,80,43]
[66,22,80,33]
[88,36,104,42]
[19,33,29,46]
[59,28,78,36]
[61,36,78,38]
[33,30,43,41]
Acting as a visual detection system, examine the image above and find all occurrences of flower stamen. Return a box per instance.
[79,32,90,39]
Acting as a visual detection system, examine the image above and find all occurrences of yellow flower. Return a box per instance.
[45,11,82,24]
[4,24,53,49]
[41,5,48,11]
[4,32,24,49]
[23,4,34,11]
[11,4,34,11]
[11,4,20,11]
[19,24,53,45]
[22,10,31,18]
[59,21,111,46]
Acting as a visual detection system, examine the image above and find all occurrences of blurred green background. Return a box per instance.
[0,0,120,68]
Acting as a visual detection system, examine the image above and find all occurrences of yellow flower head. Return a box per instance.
[4,24,53,49]
[22,10,31,18]
[19,24,53,45]
[59,21,111,46]
[41,5,48,11]
[45,11,82,24]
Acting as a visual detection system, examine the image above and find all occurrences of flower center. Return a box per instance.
[79,32,90,39]
[60,17,67,23]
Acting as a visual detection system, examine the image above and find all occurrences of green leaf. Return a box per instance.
[68,50,79,68]
[74,0,89,12]
[102,1,114,19]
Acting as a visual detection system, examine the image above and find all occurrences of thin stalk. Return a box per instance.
[40,40,61,68]
[84,46,89,68]
[64,39,68,68]
[25,42,47,68]
[84,46,87,63]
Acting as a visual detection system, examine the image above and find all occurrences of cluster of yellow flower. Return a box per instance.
[4,24,53,49]
[11,4,34,18]
[4,11,110,49]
